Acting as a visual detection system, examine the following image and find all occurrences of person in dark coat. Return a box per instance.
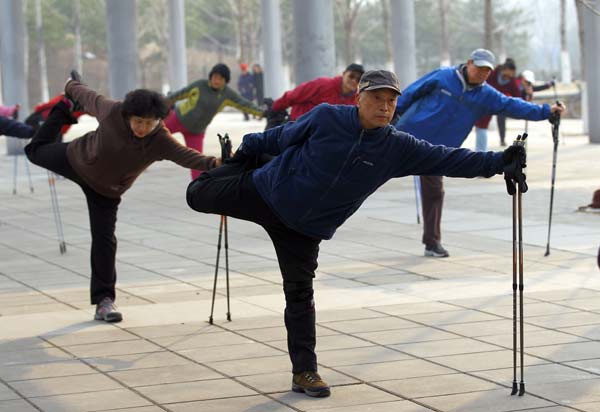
[238,63,256,121]
[252,63,265,105]
[186,69,528,398]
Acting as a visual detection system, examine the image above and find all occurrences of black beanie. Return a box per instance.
[209,63,231,83]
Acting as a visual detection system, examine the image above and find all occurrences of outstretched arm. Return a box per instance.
[160,128,218,170]
[239,105,321,156]
[65,81,117,121]
[271,79,319,112]
[0,116,34,139]
[392,131,504,178]
[487,87,551,121]
[223,87,263,117]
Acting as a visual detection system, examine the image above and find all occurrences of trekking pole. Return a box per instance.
[23,143,34,194]
[413,176,421,224]
[511,175,518,396]
[47,171,67,254]
[12,142,34,195]
[506,133,528,396]
[209,215,224,325]
[517,162,526,396]
[224,215,231,321]
[12,147,18,195]
[208,133,233,324]
[544,107,562,257]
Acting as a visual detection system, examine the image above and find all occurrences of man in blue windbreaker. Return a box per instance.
[394,49,565,258]
[186,70,526,398]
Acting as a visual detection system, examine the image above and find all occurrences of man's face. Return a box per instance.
[356,89,399,129]
[129,116,160,138]
[210,73,226,90]
[342,70,362,94]
[466,60,492,85]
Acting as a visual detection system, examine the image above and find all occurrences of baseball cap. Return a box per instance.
[521,70,535,84]
[358,70,401,95]
[470,49,496,70]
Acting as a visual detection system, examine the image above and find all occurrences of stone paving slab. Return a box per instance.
[1,115,599,411]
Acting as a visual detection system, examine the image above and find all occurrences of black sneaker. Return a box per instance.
[425,243,449,258]
[292,371,330,397]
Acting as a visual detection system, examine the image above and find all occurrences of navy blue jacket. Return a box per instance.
[0,116,34,139]
[395,65,550,147]
[243,104,504,240]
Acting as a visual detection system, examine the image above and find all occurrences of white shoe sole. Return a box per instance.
[424,250,449,258]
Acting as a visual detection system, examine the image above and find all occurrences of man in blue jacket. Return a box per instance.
[186,70,525,398]
[394,49,565,258]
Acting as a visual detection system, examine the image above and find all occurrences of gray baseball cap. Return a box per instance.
[470,49,496,70]
[358,70,402,95]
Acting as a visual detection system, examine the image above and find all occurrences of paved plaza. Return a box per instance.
[1,113,599,412]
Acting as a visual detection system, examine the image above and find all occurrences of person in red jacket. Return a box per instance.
[26,94,85,138]
[474,58,521,150]
[271,63,364,121]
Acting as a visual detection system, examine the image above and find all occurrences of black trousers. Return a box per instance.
[187,164,320,373]
[25,103,121,305]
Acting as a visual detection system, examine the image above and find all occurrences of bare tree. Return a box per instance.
[381,0,393,70]
[73,0,83,75]
[560,0,572,82]
[335,0,364,63]
[439,0,450,66]
[35,0,49,102]
[576,0,586,80]
[137,0,168,89]
[484,0,493,50]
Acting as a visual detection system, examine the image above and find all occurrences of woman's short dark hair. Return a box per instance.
[503,58,516,71]
[121,89,170,119]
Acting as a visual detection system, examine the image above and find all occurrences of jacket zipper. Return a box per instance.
[298,129,365,222]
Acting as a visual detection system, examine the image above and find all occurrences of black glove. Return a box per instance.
[503,141,528,194]
[224,146,250,165]
[502,144,526,168]
[218,133,232,161]
[70,69,83,83]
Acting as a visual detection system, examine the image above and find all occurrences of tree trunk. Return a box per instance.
[484,0,493,50]
[73,0,83,75]
[576,0,586,80]
[382,0,393,70]
[439,0,450,66]
[35,0,49,102]
[560,0,572,82]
